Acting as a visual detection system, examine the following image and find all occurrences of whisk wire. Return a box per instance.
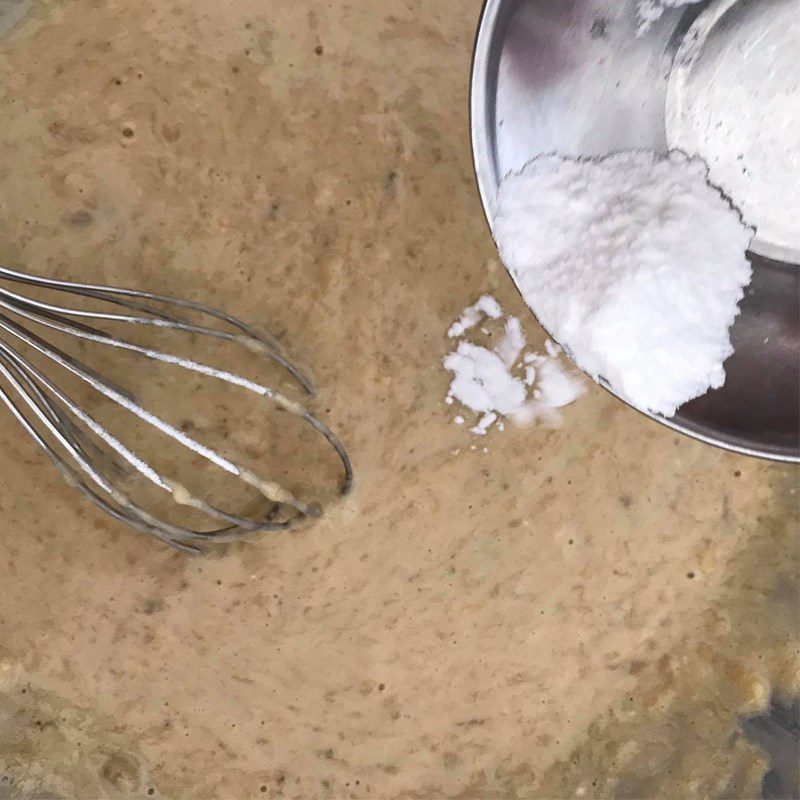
[0,343,303,547]
[0,285,353,495]
[0,351,201,551]
[0,266,315,392]
[0,266,353,549]
[0,312,318,523]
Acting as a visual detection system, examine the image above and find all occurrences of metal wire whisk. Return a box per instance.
[0,265,353,552]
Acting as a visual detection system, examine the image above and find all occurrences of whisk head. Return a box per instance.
[0,265,352,552]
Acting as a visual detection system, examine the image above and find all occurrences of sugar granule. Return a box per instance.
[494,151,753,418]
[447,295,502,338]
[494,316,525,368]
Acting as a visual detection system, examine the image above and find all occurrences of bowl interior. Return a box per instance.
[471,0,800,461]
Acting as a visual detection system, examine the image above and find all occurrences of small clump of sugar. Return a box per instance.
[444,296,585,435]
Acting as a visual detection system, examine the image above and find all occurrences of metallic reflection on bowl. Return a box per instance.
[471,0,799,461]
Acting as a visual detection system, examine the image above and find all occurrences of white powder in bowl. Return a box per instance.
[636,0,703,33]
[494,151,753,418]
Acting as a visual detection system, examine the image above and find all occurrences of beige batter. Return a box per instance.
[0,0,797,798]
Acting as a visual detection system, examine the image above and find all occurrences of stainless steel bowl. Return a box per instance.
[471,0,799,461]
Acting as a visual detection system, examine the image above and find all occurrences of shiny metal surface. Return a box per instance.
[666,0,800,263]
[471,0,800,462]
[0,265,352,551]
[742,699,800,800]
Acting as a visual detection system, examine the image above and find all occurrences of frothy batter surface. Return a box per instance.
[0,1,797,797]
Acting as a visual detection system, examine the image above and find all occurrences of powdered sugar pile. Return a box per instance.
[494,151,753,418]
[444,296,585,434]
